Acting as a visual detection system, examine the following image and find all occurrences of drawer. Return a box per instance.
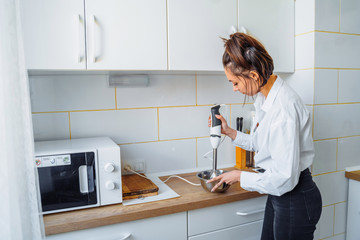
[188,196,266,236]
[188,220,263,240]
[46,212,187,240]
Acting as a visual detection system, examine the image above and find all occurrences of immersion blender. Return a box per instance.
[210,104,222,178]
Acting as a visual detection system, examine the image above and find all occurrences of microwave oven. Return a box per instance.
[34,137,122,214]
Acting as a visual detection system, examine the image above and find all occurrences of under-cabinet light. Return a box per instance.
[108,75,149,87]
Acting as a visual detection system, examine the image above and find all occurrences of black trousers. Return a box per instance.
[260,168,322,240]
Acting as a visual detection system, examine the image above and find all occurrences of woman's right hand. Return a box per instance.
[208,114,237,140]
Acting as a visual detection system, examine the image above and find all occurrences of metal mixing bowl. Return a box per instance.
[197,169,230,193]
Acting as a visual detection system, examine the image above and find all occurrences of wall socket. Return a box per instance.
[122,161,146,175]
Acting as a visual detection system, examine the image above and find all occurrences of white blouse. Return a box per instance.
[233,76,314,196]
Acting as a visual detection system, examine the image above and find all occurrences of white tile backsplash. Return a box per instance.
[70,109,158,144]
[29,75,115,112]
[116,74,196,108]
[339,70,360,103]
[312,139,337,175]
[313,171,348,206]
[315,0,340,32]
[197,137,235,168]
[314,104,360,140]
[295,0,315,34]
[295,32,315,69]
[120,139,196,174]
[196,74,247,105]
[314,69,338,104]
[315,32,360,68]
[32,112,70,141]
[283,70,314,104]
[340,0,360,34]
[159,105,229,140]
[337,136,360,170]
[334,202,347,234]
[314,205,335,239]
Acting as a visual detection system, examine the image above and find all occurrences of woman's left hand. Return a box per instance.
[207,170,242,192]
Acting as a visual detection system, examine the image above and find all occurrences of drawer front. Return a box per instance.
[188,196,267,236]
[189,220,263,240]
[46,212,187,240]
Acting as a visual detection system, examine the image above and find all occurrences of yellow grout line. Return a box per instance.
[295,30,315,37]
[320,232,346,240]
[296,29,360,37]
[313,102,360,106]
[313,169,344,177]
[313,135,360,142]
[32,103,258,114]
[68,112,72,139]
[118,136,204,146]
[32,109,117,114]
[337,70,340,103]
[157,108,160,141]
[322,201,347,208]
[195,73,198,106]
[296,67,360,71]
[333,205,336,235]
[196,138,198,168]
[166,0,169,70]
[114,88,117,109]
[339,0,341,32]
[336,138,338,171]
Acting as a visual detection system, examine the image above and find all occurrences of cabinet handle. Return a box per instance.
[236,208,264,216]
[118,233,131,240]
[92,15,99,63]
[78,14,84,63]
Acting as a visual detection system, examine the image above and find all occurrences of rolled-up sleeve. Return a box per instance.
[240,105,301,196]
[231,131,257,152]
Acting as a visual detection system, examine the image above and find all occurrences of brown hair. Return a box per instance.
[222,32,274,95]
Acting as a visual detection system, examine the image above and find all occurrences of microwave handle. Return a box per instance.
[79,165,89,194]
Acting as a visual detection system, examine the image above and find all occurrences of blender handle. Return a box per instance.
[211,105,221,127]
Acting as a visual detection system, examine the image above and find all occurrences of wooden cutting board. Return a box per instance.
[122,174,159,200]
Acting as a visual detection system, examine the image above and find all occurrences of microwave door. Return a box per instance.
[38,152,97,213]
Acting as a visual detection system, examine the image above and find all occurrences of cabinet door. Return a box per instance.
[168,0,237,71]
[238,0,294,73]
[86,0,167,70]
[46,212,187,240]
[188,196,266,236]
[189,220,263,240]
[20,0,86,70]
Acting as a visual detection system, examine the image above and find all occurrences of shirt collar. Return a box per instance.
[255,76,284,113]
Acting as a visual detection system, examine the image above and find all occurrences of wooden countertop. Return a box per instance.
[345,170,360,182]
[44,169,263,235]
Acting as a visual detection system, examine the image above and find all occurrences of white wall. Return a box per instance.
[29,73,255,174]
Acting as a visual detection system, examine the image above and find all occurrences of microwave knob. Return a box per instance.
[104,163,115,173]
[105,181,115,190]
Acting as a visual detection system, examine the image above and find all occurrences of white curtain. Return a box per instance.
[0,0,45,239]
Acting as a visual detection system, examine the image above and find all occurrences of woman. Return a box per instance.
[207,32,322,240]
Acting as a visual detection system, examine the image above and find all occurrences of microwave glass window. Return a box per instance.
[38,152,97,212]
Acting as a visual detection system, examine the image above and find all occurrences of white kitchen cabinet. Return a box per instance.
[85,0,167,70]
[46,212,187,240]
[188,220,263,240]
[346,179,360,240]
[167,0,238,71]
[188,196,266,237]
[238,0,295,73]
[20,0,86,70]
